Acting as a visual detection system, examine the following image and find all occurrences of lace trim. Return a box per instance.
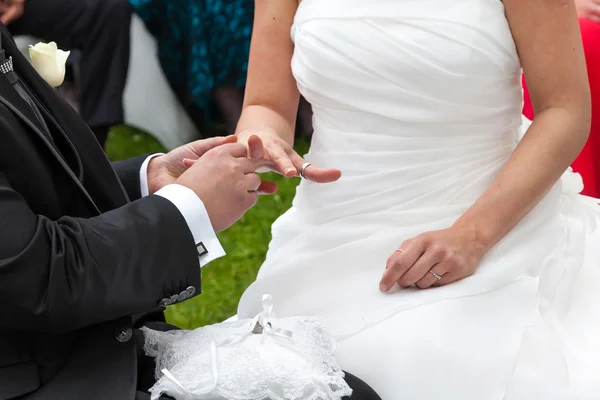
[141,295,352,400]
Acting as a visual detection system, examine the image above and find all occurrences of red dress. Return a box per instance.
[522,18,600,198]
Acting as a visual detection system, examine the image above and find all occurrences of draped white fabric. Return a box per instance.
[237,0,600,398]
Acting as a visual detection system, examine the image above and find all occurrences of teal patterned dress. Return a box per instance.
[129,0,253,115]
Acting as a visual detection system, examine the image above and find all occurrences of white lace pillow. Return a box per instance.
[141,295,352,400]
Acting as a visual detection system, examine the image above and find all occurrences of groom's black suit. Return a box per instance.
[0,25,200,399]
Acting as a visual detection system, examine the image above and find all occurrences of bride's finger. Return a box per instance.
[415,264,446,289]
[247,134,265,161]
[289,152,342,183]
[397,249,442,288]
[379,241,425,292]
[257,180,278,195]
[268,145,297,177]
[432,268,464,287]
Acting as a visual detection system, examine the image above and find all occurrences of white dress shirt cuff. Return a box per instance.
[139,153,164,197]
[155,184,226,266]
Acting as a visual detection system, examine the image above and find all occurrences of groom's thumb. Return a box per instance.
[193,135,237,156]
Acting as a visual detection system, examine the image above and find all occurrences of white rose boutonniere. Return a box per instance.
[28,42,70,87]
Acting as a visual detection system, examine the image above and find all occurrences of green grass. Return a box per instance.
[106,125,310,329]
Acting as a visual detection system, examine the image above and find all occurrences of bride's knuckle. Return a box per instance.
[273,154,287,163]
[386,258,395,269]
[398,275,414,287]
[416,280,429,289]
[445,252,457,265]
[420,234,433,246]
[394,261,407,274]
[431,244,446,257]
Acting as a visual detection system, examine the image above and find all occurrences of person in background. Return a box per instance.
[523,0,600,197]
[1,0,132,149]
[130,0,253,134]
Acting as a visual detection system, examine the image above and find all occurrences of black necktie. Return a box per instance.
[0,51,53,140]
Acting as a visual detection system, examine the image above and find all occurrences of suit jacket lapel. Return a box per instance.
[0,74,100,214]
[27,84,85,181]
[0,25,129,212]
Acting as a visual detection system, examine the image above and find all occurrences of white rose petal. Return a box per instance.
[28,42,70,87]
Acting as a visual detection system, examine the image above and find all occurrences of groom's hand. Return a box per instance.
[146,136,237,195]
[175,138,275,232]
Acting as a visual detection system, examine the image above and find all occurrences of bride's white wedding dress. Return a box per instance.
[234,0,600,398]
[143,0,600,398]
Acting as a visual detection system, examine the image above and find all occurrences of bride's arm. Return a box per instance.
[380,0,590,291]
[236,0,300,148]
[455,0,590,249]
[235,0,341,182]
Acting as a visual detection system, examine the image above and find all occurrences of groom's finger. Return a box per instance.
[244,173,262,192]
[184,143,246,168]
[183,137,240,167]
[189,135,237,157]
[220,143,249,158]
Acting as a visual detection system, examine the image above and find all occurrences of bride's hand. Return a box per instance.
[379,226,488,291]
[237,129,342,183]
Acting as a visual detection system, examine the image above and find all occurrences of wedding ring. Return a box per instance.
[395,249,404,253]
[300,162,312,179]
[429,270,442,280]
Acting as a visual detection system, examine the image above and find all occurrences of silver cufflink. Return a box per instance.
[196,242,208,257]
